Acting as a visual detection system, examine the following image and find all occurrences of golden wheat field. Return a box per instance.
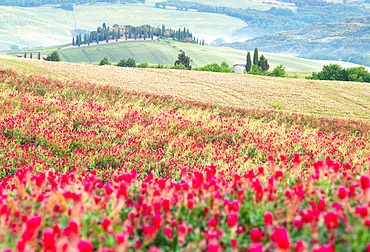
[1,57,370,121]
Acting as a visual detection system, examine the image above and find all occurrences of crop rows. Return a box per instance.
[0,69,370,251]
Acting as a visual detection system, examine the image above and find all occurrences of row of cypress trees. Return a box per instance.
[23,52,41,60]
[246,48,269,72]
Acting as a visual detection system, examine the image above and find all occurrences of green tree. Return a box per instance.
[253,48,259,65]
[249,64,263,75]
[72,37,75,46]
[346,66,370,82]
[318,64,346,81]
[44,51,61,62]
[135,32,137,40]
[202,39,204,46]
[117,58,126,67]
[24,53,26,58]
[78,34,81,47]
[38,52,41,60]
[125,57,136,67]
[137,63,149,68]
[84,34,87,44]
[246,51,252,72]
[125,32,128,41]
[30,53,32,59]
[259,55,269,72]
[271,65,286,77]
[99,56,110,66]
[175,51,191,70]
[88,35,90,45]
[106,33,108,43]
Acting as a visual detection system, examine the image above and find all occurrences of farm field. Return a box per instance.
[21,40,370,71]
[0,3,246,51]
[0,60,370,251]
[1,58,370,122]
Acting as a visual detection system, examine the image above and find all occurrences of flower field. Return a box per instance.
[0,68,370,251]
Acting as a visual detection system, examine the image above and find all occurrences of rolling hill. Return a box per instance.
[224,16,370,66]
[1,57,370,121]
[15,40,370,71]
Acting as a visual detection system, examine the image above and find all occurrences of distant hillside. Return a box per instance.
[14,40,369,71]
[224,17,370,66]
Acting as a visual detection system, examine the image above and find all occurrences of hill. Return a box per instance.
[1,57,370,121]
[224,16,370,66]
[15,40,370,71]
[0,3,245,51]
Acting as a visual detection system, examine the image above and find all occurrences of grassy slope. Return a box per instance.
[1,57,370,121]
[27,40,369,71]
[0,3,246,51]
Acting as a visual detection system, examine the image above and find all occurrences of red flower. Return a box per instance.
[361,176,370,190]
[264,212,273,227]
[43,228,56,252]
[227,214,238,227]
[102,218,111,232]
[78,240,93,252]
[271,227,290,250]
[152,214,162,229]
[162,199,170,212]
[324,212,339,230]
[338,187,347,199]
[230,238,238,249]
[294,240,307,252]
[164,226,173,239]
[248,243,263,252]
[250,228,262,243]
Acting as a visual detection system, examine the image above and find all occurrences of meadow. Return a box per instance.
[0,59,370,251]
[20,40,369,71]
[1,58,370,121]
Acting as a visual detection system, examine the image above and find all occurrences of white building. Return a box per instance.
[233,64,246,74]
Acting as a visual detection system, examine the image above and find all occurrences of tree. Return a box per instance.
[106,33,108,43]
[175,51,191,70]
[24,53,26,58]
[72,37,75,46]
[125,57,136,68]
[271,65,286,77]
[246,51,252,72]
[30,53,32,59]
[318,64,346,81]
[117,58,126,67]
[78,34,81,47]
[202,39,204,46]
[253,48,259,65]
[88,35,90,45]
[84,34,87,44]
[249,64,263,75]
[259,55,269,72]
[38,52,41,60]
[44,51,61,62]
[99,56,110,66]
[125,32,128,41]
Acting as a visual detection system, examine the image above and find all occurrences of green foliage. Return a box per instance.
[306,64,370,82]
[137,63,149,68]
[125,57,136,68]
[44,51,61,62]
[195,60,232,73]
[99,56,110,66]
[259,55,269,72]
[116,58,126,67]
[58,3,73,11]
[170,63,187,70]
[253,48,259,65]
[249,64,263,75]
[246,51,252,72]
[175,51,191,70]
[270,64,286,77]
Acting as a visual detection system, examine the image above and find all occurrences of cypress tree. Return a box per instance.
[125,32,128,41]
[202,39,204,46]
[72,37,75,46]
[24,53,26,58]
[144,29,146,40]
[76,35,79,45]
[88,35,90,45]
[78,34,82,46]
[259,55,270,72]
[84,34,87,44]
[151,29,154,40]
[106,32,109,43]
[30,53,32,59]
[116,31,118,41]
[135,32,137,40]
[38,52,41,60]
[246,51,252,72]
[253,48,259,65]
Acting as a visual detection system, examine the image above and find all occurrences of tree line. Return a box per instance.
[306,64,370,83]
[72,23,204,46]
[0,0,145,7]
[155,0,370,35]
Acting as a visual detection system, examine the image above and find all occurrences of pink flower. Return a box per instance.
[78,240,93,252]
[338,187,347,199]
[227,214,238,227]
[271,227,290,250]
[248,244,263,252]
[164,226,173,239]
[294,240,307,252]
[361,176,370,190]
[250,228,262,243]
[230,238,238,249]
[43,228,56,251]
[102,218,111,231]
[264,212,273,227]
[162,199,170,212]
[324,212,339,230]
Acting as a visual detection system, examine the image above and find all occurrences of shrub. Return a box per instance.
[249,64,264,75]
[125,57,136,68]
[270,64,286,77]
[99,56,110,66]
[137,63,149,68]
[170,63,187,70]
[44,51,61,62]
